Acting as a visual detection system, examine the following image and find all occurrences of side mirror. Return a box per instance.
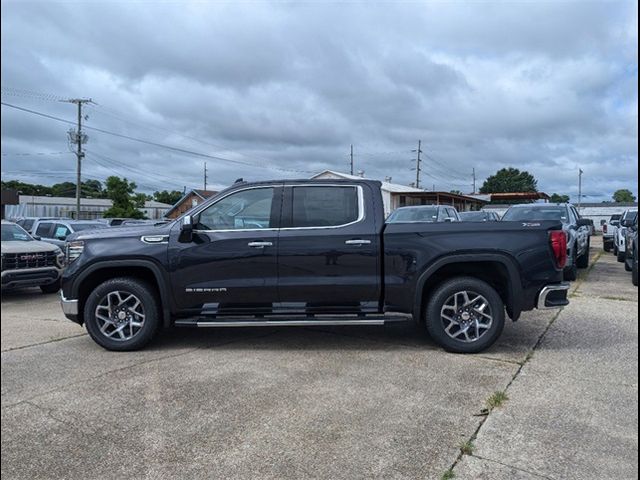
[611,220,620,227]
[32,235,41,241]
[600,220,606,226]
[443,217,455,223]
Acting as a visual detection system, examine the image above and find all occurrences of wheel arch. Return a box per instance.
[72,259,171,327]
[413,253,523,322]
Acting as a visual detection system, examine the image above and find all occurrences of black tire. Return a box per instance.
[603,241,611,252]
[576,240,590,269]
[617,248,626,263]
[633,258,638,287]
[625,259,632,272]
[614,244,619,256]
[84,277,160,351]
[563,251,578,281]
[40,280,61,294]
[425,276,505,353]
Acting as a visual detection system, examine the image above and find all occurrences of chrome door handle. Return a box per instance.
[345,239,371,246]
[248,241,273,248]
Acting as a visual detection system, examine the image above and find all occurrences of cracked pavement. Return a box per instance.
[1,237,637,479]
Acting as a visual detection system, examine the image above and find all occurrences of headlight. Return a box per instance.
[55,248,65,267]
[66,240,85,263]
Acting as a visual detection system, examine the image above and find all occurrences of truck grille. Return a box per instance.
[1,251,58,271]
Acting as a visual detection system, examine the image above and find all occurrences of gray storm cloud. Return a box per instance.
[1,0,637,201]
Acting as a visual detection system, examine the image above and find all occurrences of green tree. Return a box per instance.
[449,190,463,195]
[612,189,636,203]
[550,193,570,203]
[153,190,183,205]
[479,168,538,194]
[1,180,52,196]
[102,176,146,219]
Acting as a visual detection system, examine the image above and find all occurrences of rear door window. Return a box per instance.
[35,222,53,238]
[53,224,72,240]
[290,186,360,228]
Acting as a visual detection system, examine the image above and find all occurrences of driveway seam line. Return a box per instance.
[470,453,557,480]
[1,332,88,353]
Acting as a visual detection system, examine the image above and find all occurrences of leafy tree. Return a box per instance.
[449,190,463,195]
[550,193,570,203]
[612,189,636,203]
[1,180,53,196]
[153,190,183,205]
[102,176,146,219]
[479,168,538,194]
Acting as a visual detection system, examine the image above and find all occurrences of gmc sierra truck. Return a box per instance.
[60,179,570,353]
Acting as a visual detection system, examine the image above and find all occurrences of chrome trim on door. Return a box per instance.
[247,241,273,248]
[191,184,365,233]
[345,239,371,245]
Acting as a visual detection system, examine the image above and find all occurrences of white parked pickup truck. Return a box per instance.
[614,208,638,262]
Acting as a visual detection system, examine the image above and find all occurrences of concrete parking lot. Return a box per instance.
[1,237,638,480]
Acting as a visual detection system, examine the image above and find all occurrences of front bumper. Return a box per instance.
[1,267,61,289]
[60,291,80,322]
[537,282,570,309]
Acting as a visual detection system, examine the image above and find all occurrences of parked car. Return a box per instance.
[387,205,460,223]
[1,220,65,293]
[15,217,67,234]
[32,219,108,248]
[459,211,500,222]
[120,219,169,226]
[501,203,591,281]
[614,208,638,263]
[60,179,569,353]
[624,214,637,274]
[602,214,622,252]
[628,219,638,287]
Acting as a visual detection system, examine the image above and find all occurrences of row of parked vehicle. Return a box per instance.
[1,216,167,293]
[602,207,638,286]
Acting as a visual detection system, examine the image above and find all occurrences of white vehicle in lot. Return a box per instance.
[614,208,638,263]
[602,214,622,252]
[1,221,65,293]
[31,219,108,249]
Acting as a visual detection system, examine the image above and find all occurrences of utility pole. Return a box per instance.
[412,140,423,189]
[63,98,92,219]
[350,144,354,176]
[204,162,208,190]
[472,168,476,194]
[578,168,583,211]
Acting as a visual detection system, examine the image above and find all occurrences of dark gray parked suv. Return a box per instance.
[501,203,591,281]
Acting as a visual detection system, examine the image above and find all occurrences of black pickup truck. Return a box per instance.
[60,179,569,353]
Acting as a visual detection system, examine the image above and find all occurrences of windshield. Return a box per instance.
[502,206,569,223]
[387,207,439,223]
[72,223,108,232]
[1,224,33,242]
[459,211,489,221]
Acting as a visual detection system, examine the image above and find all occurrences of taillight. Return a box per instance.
[603,224,607,234]
[550,230,567,269]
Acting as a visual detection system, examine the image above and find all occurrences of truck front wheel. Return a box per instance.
[425,277,505,353]
[84,277,160,351]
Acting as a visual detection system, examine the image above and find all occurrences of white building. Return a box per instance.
[5,195,172,220]
[311,170,486,217]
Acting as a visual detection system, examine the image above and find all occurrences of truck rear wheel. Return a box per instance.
[425,277,505,353]
[84,277,160,351]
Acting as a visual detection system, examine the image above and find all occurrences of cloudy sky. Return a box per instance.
[1,0,637,201]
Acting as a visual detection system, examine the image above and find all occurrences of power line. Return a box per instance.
[1,101,314,175]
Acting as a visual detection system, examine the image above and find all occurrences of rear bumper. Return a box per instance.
[60,291,80,323]
[1,267,61,289]
[537,282,570,309]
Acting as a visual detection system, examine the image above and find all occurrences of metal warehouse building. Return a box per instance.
[5,195,172,220]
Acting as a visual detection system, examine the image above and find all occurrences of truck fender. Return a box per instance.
[71,259,172,328]
[412,252,523,322]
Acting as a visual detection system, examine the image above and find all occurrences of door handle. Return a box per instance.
[345,239,371,246]
[248,241,273,248]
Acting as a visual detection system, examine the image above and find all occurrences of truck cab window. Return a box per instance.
[291,186,359,228]
[196,187,274,230]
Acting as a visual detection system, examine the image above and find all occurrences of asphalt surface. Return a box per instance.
[1,237,637,479]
